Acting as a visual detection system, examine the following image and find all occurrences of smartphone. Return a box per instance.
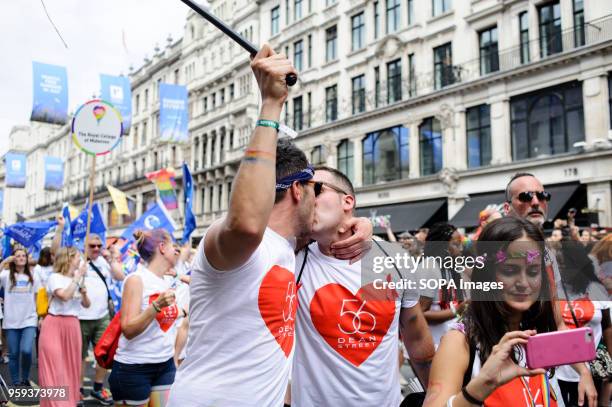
[525,327,596,369]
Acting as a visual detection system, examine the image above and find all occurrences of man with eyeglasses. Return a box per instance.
[78,233,124,405]
[291,166,435,407]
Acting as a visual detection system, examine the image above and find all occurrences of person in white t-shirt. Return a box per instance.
[168,46,371,407]
[39,246,91,407]
[0,247,40,385]
[109,229,185,407]
[291,167,435,407]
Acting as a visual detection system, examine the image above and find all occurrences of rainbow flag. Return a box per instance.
[146,168,178,210]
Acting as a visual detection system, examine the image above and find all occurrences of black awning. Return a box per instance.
[355,199,446,234]
[545,182,580,222]
[450,191,506,228]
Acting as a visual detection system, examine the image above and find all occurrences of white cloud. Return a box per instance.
[0,0,188,155]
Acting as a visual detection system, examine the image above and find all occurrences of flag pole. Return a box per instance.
[84,155,97,262]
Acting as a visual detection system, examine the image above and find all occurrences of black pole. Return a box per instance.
[179,0,298,86]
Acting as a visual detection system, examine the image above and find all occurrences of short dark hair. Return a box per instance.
[314,165,356,210]
[505,172,536,202]
[38,247,52,267]
[274,138,310,204]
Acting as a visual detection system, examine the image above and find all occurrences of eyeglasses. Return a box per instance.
[88,244,102,248]
[515,191,552,203]
[304,180,349,197]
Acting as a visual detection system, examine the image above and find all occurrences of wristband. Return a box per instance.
[256,119,280,131]
[461,386,484,405]
[152,302,162,313]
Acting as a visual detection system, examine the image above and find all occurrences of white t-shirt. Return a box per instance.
[33,265,54,288]
[557,281,609,382]
[114,268,180,364]
[0,270,40,329]
[420,265,459,347]
[79,257,111,320]
[292,243,418,407]
[47,273,83,317]
[168,227,296,407]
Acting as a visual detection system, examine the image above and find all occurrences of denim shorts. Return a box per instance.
[109,358,176,404]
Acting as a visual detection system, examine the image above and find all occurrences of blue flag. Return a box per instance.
[71,203,107,251]
[100,74,132,135]
[61,203,73,247]
[31,62,68,125]
[182,162,196,244]
[159,83,188,142]
[5,153,27,188]
[1,234,12,260]
[4,221,57,258]
[121,202,176,242]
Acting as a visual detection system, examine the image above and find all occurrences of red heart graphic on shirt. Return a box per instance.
[258,265,297,357]
[310,282,396,367]
[149,294,179,332]
[560,298,596,329]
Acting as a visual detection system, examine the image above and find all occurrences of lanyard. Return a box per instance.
[519,374,556,407]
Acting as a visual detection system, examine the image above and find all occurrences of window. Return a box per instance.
[609,74,612,129]
[434,42,454,89]
[433,0,451,16]
[294,0,302,21]
[142,120,147,145]
[407,0,414,25]
[387,59,402,103]
[212,92,216,109]
[135,94,140,114]
[511,81,584,160]
[573,0,585,47]
[220,88,225,105]
[352,75,366,114]
[479,27,499,75]
[337,140,354,181]
[326,85,338,122]
[326,26,337,62]
[419,117,443,176]
[326,0,337,6]
[218,184,223,211]
[285,0,290,25]
[271,6,280,36]
[408,53,416,96]
[211,135,216,165]
[294,40,303,71]
[209,186,214,213]
[386,0,400,33]
[539,1,562,57]
[351,12,365,51]
[201,188,206,213]
[374,66,381,108]
[466,104,492,168]
[229,84,234,100]
[293,96,303,130]
[203,96,208,112]
[374,2,380,39]
[519,11,530,64]
[144,89,149,110]
[311,146,326,165]
[307,34,312,67]
[307,92,312,127]
[362,126,409,185]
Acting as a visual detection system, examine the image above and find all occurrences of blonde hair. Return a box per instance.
[591,234,612,264]
[54,247,80,276]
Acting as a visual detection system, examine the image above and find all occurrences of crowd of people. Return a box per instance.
[0,45,610,407]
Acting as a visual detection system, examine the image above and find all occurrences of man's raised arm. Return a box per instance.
[204,44,296,271]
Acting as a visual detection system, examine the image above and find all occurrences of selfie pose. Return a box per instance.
[424,217,597,407]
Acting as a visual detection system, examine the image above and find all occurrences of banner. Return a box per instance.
[61,203,73,247]
[121,202,177,242]
[71,202,107,251]
[159,83,188,142]
[100,74,132,135]
[146,168,178,210]
[44,156,64,190]
[182,162,196,243]
[4,220,58,259]
[5,153,27,188]
[107,184,130,215]
[31,62,68,124]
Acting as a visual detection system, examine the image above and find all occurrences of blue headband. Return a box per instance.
[275,165,314,191]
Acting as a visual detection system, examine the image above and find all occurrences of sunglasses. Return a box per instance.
[515,191,552,203]
[88,244,102,248]
[304,180,349,197]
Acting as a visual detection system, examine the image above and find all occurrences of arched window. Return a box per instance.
[511,81,584,160]
[419,117,443,176]
[362,126,409,185]
[311,145,326,165]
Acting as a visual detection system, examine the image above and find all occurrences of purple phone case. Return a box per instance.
[525,327,597,369]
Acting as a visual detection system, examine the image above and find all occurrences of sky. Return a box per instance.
[0,0,189,155]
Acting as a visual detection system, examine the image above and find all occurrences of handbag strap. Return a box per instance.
[89,260,112,301]
[296,247,309,285]
[560,275,580,328]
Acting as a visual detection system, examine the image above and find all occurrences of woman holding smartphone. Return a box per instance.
[39,246,90,407]
[109,229,184,407]
[424,217,597,407]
